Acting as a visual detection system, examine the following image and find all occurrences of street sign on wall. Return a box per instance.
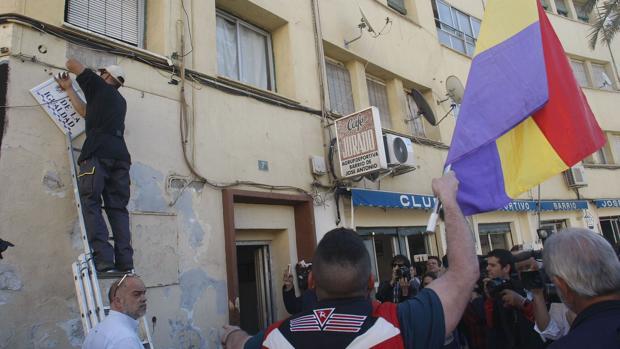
[30,78,85,139]
[335,107,387,178]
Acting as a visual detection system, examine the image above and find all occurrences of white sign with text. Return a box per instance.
[30,78,85,139]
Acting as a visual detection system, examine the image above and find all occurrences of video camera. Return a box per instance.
[486,277,525,300]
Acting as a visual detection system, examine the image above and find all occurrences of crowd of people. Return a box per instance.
[81,172,620,349]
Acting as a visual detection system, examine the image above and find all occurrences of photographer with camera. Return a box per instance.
[282,261,317,314]
[483,249,544,349]
[376,255,419,303]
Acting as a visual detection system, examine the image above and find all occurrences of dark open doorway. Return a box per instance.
[236,243,273,335]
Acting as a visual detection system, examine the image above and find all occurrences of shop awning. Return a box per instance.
[350,188,588,212]
[350,188,436,210]
[594,199,620,208]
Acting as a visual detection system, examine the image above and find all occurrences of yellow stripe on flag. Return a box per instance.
[475,0,540,56]
[497,117,569,197]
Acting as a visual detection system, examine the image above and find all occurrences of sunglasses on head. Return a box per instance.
[112,273,138,299]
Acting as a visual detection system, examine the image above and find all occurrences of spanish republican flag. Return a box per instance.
[447,0,605,215]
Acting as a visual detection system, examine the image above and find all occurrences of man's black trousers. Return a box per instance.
[78,157,133,267]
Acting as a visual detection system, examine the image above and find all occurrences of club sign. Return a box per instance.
[335,107,387,178]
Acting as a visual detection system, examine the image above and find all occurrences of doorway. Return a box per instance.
[236,243,274,335]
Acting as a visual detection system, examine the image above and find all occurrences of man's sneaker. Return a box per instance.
[95,261,115,273]
[115,264,134,273]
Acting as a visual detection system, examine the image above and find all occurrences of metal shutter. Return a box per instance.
[66,0,145,47]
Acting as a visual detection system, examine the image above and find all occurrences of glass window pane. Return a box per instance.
[541,0,550,10]
[555,0,569,16]
[388,0,407,15]
[436,1,454,26]
[574,1,590,21]
[326,61,355,115]
[450,36,466,54]
[480,234,491,255]
[367,78,392,129]
[570,60,589,87]
[406,92,425,137]
[456,11,473,36]
[471,18,481,39]
[239,25,269,90]
[591,63,613,90]
[490,234,508,250]
[216,15,239,80]
[437,29,452,47]
[611,134,620,164]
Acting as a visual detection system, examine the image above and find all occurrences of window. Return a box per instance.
[388,0,407,15]
[555,0,569,17]
[573,0,590,22]
[591,63,613,90]
[325,60,355,116]
[540,220,567,235]
[541,0,550,10]
[406,91,425,137]
[570,59,589,87]
[366,77,392,129]
[611,134,620,164]
[584,144,611,165]
[478,223,511,255]
[216,11,275,91]
[432,0,481,56]
[65,0,145,47]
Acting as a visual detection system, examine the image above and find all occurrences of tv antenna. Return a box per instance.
[405,89,439,126]
[344,7,392,48]
[437,75,465,105]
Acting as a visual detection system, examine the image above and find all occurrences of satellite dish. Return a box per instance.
[359,7,376,34]
[409,89,438,126]
[445,75,465,104]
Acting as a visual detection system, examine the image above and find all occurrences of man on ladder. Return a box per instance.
[55,58,134,273]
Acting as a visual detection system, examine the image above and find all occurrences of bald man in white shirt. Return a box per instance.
[83,275,147,349]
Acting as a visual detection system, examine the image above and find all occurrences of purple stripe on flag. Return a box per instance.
[447,22,548,164]
[451,142,511,216]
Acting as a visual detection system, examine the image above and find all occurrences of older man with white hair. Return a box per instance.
[543,228,620,349]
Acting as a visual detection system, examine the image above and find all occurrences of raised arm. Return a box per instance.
[54,72,86,117]
[427,171,479,334]
[65,58,85,76]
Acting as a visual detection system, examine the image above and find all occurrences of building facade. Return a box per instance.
[0,0,618,347]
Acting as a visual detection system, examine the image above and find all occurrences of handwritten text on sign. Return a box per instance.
[30,78,85,138]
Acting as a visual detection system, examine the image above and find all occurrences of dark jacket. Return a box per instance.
[484,297,545,349]
[376,279,419,303]
[282,287,317,314]
[549,300,620,349]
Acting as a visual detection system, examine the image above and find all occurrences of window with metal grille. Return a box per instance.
[65,0,145,47]
[366,77,391,129]
[573,0,590,22]
[216,10,275,91]
[432,0,480,56]
[406,90,425,137]
[570,59,589,87]
[478,223,511,254]
[388,0,407,15]
[325,60,355,116]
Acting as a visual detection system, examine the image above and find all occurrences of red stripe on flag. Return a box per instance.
[532,2,605,165]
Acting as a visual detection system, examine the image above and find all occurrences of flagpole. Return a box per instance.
[425,164,452,233]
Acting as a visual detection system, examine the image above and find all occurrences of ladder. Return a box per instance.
[66,133,154,348]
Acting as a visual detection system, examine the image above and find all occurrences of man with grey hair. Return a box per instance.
[543,228,620,349]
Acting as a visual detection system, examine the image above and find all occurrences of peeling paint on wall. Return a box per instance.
[179,269,227,315]
[57,318,83,348]
[168,318,206,349]
[42,170,66,198]
[29,323,58,348]
[129,162,169,212]
[0,263,22,305]
[0,62,8,160]
[176,192,205,248]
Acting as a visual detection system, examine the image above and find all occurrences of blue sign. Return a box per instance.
[501,201,538,212]
[350,188,437,210]
[594,199,620,208]
[539,200,588,211]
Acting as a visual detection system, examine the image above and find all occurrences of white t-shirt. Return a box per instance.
[534,302,571,341]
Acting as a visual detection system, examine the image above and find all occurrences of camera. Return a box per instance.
[295,260,312,291]
[394,265,411,280]
[486,277,525,300]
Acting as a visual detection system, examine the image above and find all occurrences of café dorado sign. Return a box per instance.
[335,107,387,178]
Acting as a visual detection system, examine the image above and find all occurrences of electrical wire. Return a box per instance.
[2,13,323,198]
[179,0,194,57]
[0,96,69,108]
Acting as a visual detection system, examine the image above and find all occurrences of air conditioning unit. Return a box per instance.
[383,134,415,167]
[563,164,587,188]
